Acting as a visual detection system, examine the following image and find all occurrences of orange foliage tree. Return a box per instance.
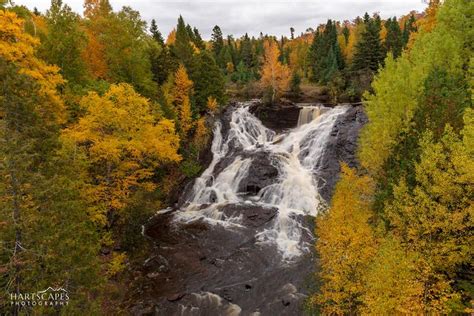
[260,39,290,103]
[81,0,111,79]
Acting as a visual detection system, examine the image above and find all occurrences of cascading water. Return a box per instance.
[135,101,365,315]
[174,102,349,260]
[296,104,329,126]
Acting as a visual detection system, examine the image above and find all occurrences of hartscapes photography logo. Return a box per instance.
[9,287,69,307]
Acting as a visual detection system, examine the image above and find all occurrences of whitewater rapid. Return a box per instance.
[174,102,349,260]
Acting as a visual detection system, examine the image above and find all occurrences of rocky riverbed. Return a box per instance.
[127,100,366,315]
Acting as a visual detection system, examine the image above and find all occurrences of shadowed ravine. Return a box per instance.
[131,101,367,315]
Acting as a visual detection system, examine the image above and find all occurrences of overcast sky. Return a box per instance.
[15,0,427,39]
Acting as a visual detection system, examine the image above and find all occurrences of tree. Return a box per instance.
[351,13,385,73]
[193,51,225,113]
[82,0,111,79]
[0,10,65,123]
[150,44,178,86]
[192,27,205,50]
[361,237,424,314]
[260,39,290,103]
[150,18,164,45]
[41,0,89,85]
[290,27,295,39]
[308,19,344,84]
[172,15,195,71]
[101,6,156,96]
[0,58,103,315]
[402,14,417,47]
[386,121,473,313]
[62,83,181,227]
[83,0,112,18]
[359,0,471,177]
[384,17,403,58]
[240,33,254,69]
[211,25,224,66]
[313,164,377,314]
[289,71,301,94]
[206,96,218,114]
[172,65,194,136]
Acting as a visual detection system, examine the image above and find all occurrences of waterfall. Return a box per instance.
[174,102,348,260]
[297,105,327,126]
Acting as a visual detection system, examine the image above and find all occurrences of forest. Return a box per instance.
[0,0,472,314]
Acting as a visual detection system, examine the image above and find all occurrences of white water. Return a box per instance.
[297,105,328,127]
[174,102,348,260]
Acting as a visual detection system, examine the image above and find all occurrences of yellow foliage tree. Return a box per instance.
[0,10,65,124]
[313,164,377,314]
[260,39,290,103]
[384,117,474,313]
[173,64,194,136]
[62,83,181,226]
[166,28,176,45]
[361,237,425,314]
[206,96,218,114]
[226,61,234,73]
[193,117,209,150]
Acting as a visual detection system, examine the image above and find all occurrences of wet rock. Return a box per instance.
[249,100,301,132]
[238,151,279,195]
[220,204,278,228]
[316,105,367,201]
[167,293,185,302]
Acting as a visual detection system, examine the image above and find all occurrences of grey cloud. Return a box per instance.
[15,0,426,39]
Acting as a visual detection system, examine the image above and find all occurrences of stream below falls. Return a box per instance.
[135,101,367,315]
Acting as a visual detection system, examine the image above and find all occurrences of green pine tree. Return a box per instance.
[150,18,164,45]
[193,51,226,113]
[384,17,403,58]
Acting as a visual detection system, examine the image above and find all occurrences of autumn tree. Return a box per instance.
[318,1,474,314]
[359,0,471,177]
[172,65,194,136]
[62,83,181,228]
[0,10,65,123]
[260,39,290,103]
[82,0,111,79]
[313,164,377,314]
[380,129,472,312]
